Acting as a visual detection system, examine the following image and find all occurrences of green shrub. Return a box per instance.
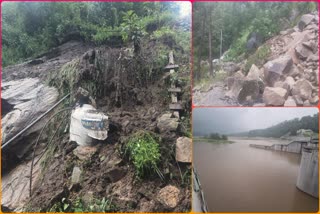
[49,197,116,212]
[125,131,161,179]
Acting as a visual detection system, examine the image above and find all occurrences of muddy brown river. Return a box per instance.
[194,137,319,212]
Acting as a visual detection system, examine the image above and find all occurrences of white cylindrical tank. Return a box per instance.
[296,146,318,198]
[70,104,109,146]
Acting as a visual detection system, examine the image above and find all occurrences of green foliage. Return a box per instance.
[49,197,116,212]
[2,2,190,67]
[125,131,161,179]
[247,113,319,138]
[244,45,270,74]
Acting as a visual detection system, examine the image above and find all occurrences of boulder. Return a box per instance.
[71,166,82,184]
[225,78,244,99]
[295,43,313,60]
[156,113,179,133]
[302,41,316,52]
[246,32,263,52]
[303,100,312,106]
[307,54,318,62]
[2,78,59,143]
[284,76,296,91]
[234,70,245,79]
[298,14,315,31]
[284,96,297,106]
[293,95,304,106]
[264,55,293,86]
[238,80,260,104]
[288,65,300,77]
[309,96,319,105]
[263,87,288,106]
[176,137,191,163]
[226,77,235,90]
[246,64,261,80]
[292,79,313,100]
[222,62,240,75]
[157,185,180,208]
[73,146,97,161]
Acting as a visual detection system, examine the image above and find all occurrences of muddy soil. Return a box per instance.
[2,40,191,212]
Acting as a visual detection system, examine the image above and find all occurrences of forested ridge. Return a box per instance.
[193,2,317,77]
[234,113,319,138]
[2,2,190,67]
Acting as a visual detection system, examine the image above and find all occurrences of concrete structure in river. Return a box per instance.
[250,137,319,198]
[296,141,319,198]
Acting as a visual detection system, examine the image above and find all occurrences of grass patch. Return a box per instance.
[124,131,162,179]
[49,197,117,212]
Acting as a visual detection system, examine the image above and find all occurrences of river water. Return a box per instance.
[193,137,319,212]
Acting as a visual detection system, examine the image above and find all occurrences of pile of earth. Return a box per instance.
[1,40,191,212]
[194,11,319,107]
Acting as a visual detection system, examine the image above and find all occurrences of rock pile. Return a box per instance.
[224,12,319,106]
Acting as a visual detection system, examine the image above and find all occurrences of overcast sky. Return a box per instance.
[193,108,318,135]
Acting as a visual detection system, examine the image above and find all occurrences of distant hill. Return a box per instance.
[231,113,318,138]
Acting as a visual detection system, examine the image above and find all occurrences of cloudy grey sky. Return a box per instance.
[193,108,318,135]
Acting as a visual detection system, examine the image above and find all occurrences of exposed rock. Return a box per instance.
[246,64,262,80]
[234,70,245,79]
[226,77,235,90]
[307,54,318,62]
[105,167,127,183]
[292,79,313,100]
[274,81,290,92]
[284,76,295,90]
[156,113,179,133]
[264,55,293,86]
[292,95,304,106]
[295,43,313,60]
[288,65,300,77]
[139,200,156,212]
[222,62,240,75]
[309,96,319,105]
[298,14,315,31]
[303,100,311,106]
[302,41,316,52]
[263,87,288,106]
[157,185,180,209]
[238,80,260,104]
[284,96,297,106]
[71,166,82,184]
[225,78,244,99]
[1,78,59,149]
[246,32,263,51]
[73,146,97,161]
[253,103,265,107]
[176,137,191,163]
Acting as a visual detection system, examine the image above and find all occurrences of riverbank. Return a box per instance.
[193,137,234,144]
